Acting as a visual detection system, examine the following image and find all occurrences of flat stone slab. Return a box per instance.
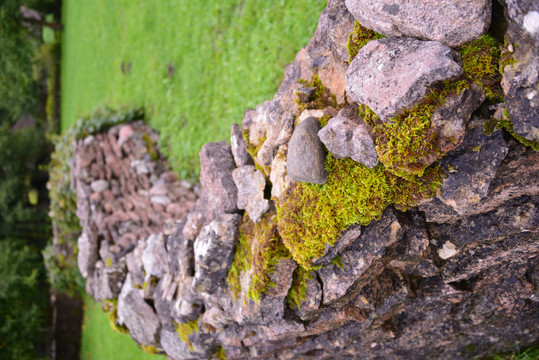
[345,0,491,47]
[346,37,463,122]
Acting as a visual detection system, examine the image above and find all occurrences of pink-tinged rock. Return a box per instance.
[345,37,462,122]
[318,108,378,168]
[298,107,338,123]
[345,0,491,47]
[230,123,254,167]
[118,125,135,146]
[232,165,269,224]
[270,146,295,201]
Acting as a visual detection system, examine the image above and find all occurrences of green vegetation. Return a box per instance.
[175,318,199,351]
[295,73,339,115]
[228,213,290,301]
[81,295,161,360]
[484,109,539,151]
[215,346,228,360]
[458,35,503,102]
[0,239,47,360]
[346,21,385,63]
[486,344,539,360]
[287,267,314,309]
[498,38,518,76]
[101,299,129,335]
[62,0,327,179]
[242,130,270,176]
[276,155,442,270]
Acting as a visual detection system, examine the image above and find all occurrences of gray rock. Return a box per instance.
[432,83,486,153]
[88,261,127,301]
[232,258,297,326]
[77,232,98,278]
[117,274,161,346]
[502,5,539,142]
[313,224,362,267]
[287,117,328,184]
[160,329,198,360]
[230,123,254,167]
[142,233,168,278]
[269,145,295,201]
[436,118,509,215]
[318,209,404,304]
[150,195,171,206]
[199,142,239,218]
[298,107,338,123]
[192,213,242,294]
[318,109,378,168]
[294,277,322,321]
[345,37,463,122]
[90,179,109,193]
[345,0,491,47]
[242,97,295,167]
[232,165,269,223]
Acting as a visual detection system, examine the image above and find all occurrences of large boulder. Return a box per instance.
[345,0,491,47]
[345,37,463,121]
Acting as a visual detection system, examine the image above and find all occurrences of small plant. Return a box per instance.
[294,73,338,115]
[484,109,539,151]
[140,344,159,354]
[346,21,384,63]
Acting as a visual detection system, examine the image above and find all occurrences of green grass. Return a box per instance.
[80,294,162,360]
[61,0,326,179]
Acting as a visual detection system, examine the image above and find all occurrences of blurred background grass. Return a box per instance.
[61,0,326,180]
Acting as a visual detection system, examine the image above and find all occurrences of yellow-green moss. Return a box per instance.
[142,133,159,161]
[242,129,270,175]
[140,345,159,354]
[346,21,385,63]
[214,346,227,360]
[175,318,199,351]
[331,255,344,271]
[286,267,314,309]
[228,213,291,302]
[485,109,539,151]
[458,34,503,102]
[276,155,442,270]
[102,299,130,335]
[294,73,338,115]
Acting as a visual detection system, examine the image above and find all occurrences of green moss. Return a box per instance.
[485,109,539,151]
[102,299,130,335]
[105,257,112,267]
[276,155,442,270]
[331,255,344,271]
[142,133,158,161]
[346,21,384,63]
[286,267,314,309]
[499,38,518,76]
[294,73,338,115]
[215,346,227,360]
[242,129,270,175]
[228,213,290,302]
[458,35,503,102]
[140,344,159,354]
[175,318,199,351]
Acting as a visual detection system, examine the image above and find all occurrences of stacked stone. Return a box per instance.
[74,0,539,359]
[75,121,197,300]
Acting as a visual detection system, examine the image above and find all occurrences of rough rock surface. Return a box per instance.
[436,118,509,215]
[117,274,161,346]
[230,123,254,167]
[73,1,539,359]
[501,0,539,142]
[232,166,269,223]
[287,117,328,184]
[192,214,242,294]
[345,0,491,47]
[318,108,378,168]
[346,37,463,121]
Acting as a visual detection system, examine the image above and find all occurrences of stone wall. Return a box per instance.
[76,0,539,359]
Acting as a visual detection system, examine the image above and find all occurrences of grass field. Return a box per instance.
[81,295,162,360]
[61,0,326,180]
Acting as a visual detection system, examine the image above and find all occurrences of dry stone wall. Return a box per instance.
[76,0,539,359]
